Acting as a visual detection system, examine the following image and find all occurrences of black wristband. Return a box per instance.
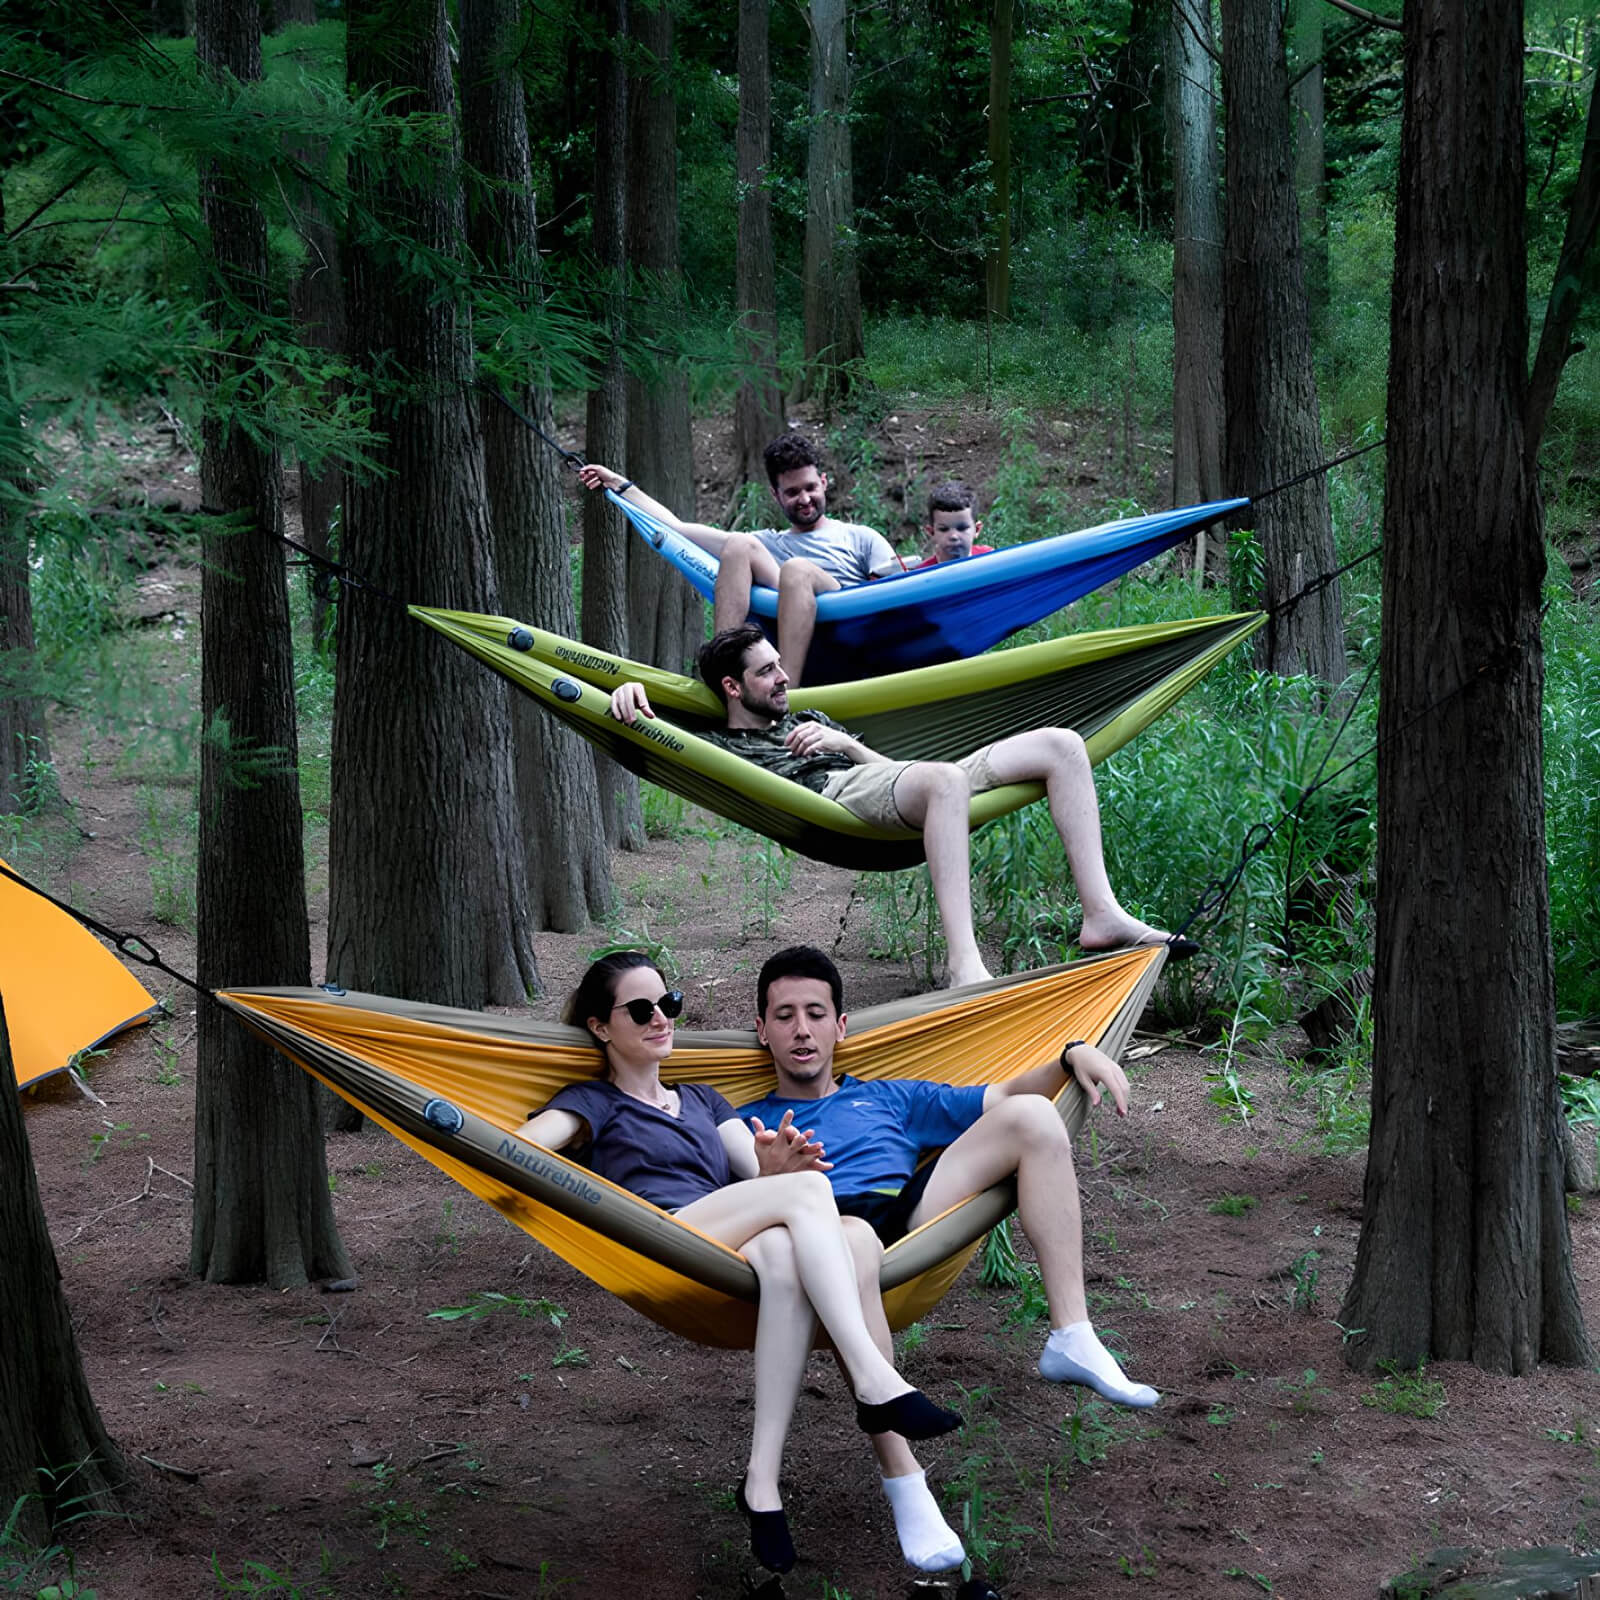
[615,478,633,495]
[1060,1039,1088,1067]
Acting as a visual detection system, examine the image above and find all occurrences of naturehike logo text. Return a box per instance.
[555,645,624,675]
[498,1138,603,1204]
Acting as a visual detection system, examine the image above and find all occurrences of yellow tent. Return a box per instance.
[2,858,159,1090]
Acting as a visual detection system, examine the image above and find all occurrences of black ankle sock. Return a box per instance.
[855,1388,963,1442]
[736,1478,796,1573]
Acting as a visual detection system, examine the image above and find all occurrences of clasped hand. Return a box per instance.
[750,1110,832,1174]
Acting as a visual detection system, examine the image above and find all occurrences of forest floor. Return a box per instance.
[12,403,1600,1600]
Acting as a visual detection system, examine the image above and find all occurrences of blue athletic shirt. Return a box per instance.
[544,1080,738,1211]
[739,1076,986,1198]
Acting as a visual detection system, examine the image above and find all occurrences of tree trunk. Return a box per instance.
[986,0,1014,322]
[460,0,612,930]
[1221,0,1346,684]
[624,0,701,675]
[1166,0,1225,563]
[581,0,642,849]
[273,0,342,655]
[733,0,784,486]
[0,472,50,814]
[1290,0,1328,323]
[801,0,865,407]
[0,165,51,812]
[0,998,124,1542]
[332,0,540,1006]
[191,0,352,1285]
[1339,0,1591,1376]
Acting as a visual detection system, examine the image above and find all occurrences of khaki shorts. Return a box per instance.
[819,747,1001,830]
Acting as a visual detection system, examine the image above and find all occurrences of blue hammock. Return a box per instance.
[611,489,1248,685]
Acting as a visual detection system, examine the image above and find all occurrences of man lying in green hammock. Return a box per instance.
[608,624,1199,988]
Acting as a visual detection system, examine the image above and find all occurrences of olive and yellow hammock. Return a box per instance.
[413,607,1264,871]
[220,944,1164,1350]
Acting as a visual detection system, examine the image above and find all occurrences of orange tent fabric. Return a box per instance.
[2,858,159,1090]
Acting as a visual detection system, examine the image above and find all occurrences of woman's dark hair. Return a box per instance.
[697,624,767,702]
[762,431,825,488]
[563,951,662,1059]
[757,945,844,1017]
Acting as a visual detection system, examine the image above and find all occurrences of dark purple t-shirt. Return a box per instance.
[543,1080,738,1210]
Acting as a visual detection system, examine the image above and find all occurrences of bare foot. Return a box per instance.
[946,961,993,989]
[1078,914,1171,953]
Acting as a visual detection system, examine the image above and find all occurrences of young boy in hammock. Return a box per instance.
[577,433,900,688]
[915,479,995,566]
[606,625,1197,988]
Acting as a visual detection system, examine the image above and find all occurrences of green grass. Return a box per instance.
[1207,1193,1258,1217]
[1360,1361,1446,1419]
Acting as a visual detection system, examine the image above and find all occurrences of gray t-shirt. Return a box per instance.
[755,520,900,587]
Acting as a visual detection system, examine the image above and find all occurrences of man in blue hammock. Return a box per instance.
[578,433,901,687]
[740,944,1160,1563]
[608,624,1197,988]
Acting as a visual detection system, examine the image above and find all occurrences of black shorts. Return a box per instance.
[835,1158,941,1246]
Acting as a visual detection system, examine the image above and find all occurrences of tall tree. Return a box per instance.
[802,0,865,405]
[1289,0,1328,322]
[1165,0,1225,566]
[733,0,784,485]
[0,996,124,1541]
[272,0,345,655]
[331,0,540,1005]
[1338,0,1592,1375]
[1221,0,1346,684]
[986,0,1014,322]
[624,0,701,674]
[0,178,51,814]
[460,0,612,929]
[191,0,351,1284]
[581,0,643,848]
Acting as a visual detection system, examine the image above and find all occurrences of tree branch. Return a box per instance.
[1319,0,1402,33]
[1527,65,1600,462]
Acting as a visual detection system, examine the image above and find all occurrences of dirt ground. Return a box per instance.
[12,410,1600,1600]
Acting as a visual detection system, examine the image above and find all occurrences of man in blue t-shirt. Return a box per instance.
[741,944,1161,1415]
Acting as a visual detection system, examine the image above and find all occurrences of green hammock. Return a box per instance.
[414,607,1264,871]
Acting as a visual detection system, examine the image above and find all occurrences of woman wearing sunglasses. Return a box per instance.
[515,950,962,1573]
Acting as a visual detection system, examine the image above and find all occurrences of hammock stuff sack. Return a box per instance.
[611,488,1250,684]
[219,945,1164,1350]
[2,857,158,1091]
[413,607,1265,870]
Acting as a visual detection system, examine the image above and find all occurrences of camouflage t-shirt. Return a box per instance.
[700,711,857,793]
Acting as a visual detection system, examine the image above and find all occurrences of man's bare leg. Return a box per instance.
[838,1220,965,1571]
[888,762,991,987]
[774,558,839,687]
[714,533,784,631]
[984,727,1177,951]
[908,1100,1159,1407]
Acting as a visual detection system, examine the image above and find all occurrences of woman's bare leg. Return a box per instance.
[741,1228,814,1513]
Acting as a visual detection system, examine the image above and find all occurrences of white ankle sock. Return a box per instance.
[1039,1320,1159,1408]
[881,1469,965,1571]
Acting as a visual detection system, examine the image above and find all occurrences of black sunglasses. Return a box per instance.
[611,990,684,1027]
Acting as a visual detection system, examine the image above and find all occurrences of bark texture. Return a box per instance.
[802,0,865,405]
[1166,0,1225,537]
[581,0,642,848]
[624,0,702,674]
[733,0,784,485]
[1339,0,1591,1375]
[191,0,351,1286]
[332,0,539,1006]
[1221,0,1346,684]
[986,0,1014,321]
[0,1000,124,1540]
[461,0,612,930]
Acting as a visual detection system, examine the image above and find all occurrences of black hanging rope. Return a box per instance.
[1250,437,1387,504]
[266,529,409,610]
[476,380,587,469]
[1267,541,1382,620]
[0,858,206,998]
